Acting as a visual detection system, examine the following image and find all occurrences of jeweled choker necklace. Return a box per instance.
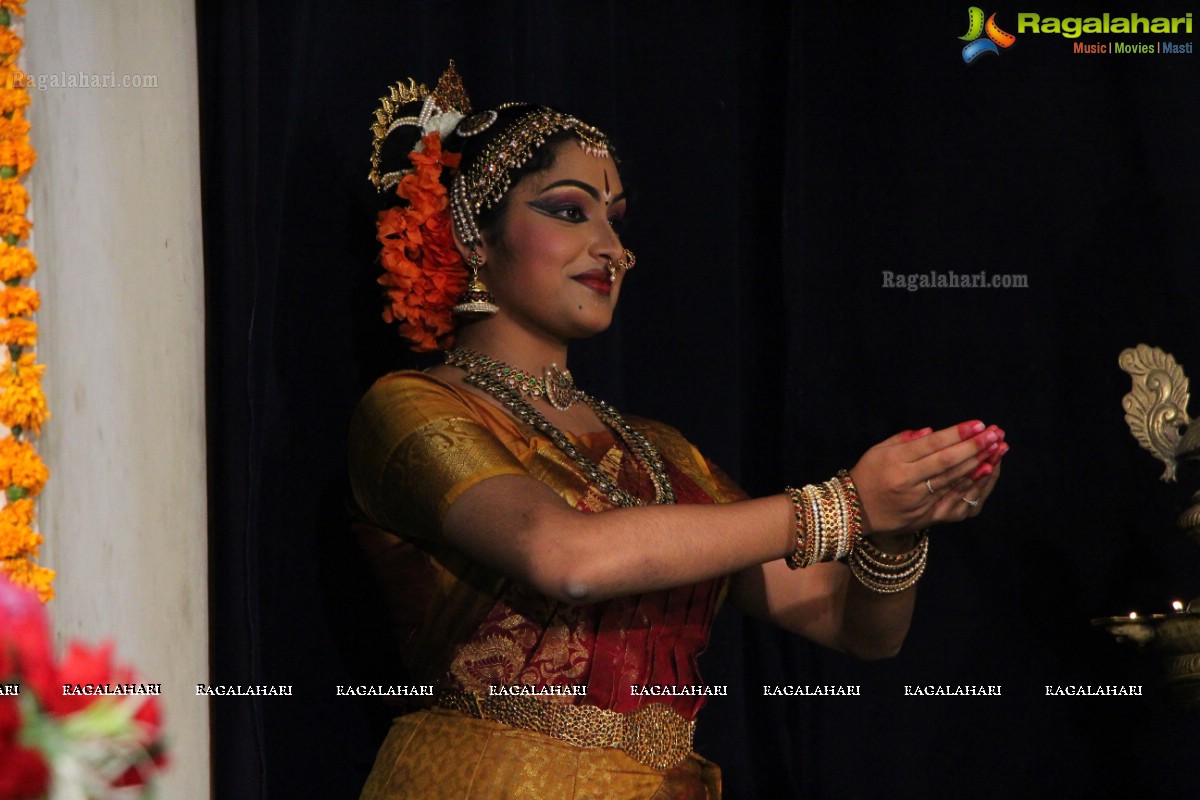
[444,347,676,507]
[444,347,579,410]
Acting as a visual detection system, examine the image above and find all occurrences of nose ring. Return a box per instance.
[605,249,637,284]
[618,249,636,271]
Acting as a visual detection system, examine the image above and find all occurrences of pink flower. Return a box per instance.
[0,572,53,692]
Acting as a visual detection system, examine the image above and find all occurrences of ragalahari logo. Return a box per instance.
[960,7,1017,62]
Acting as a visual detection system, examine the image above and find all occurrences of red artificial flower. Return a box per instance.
[108,693,167,788]
[0,572,52,691]
[40,640,128,717]
[0,575,168,795]
[0,744,52,799]
[51,640,166,785]
[0,694,18,739]
[0,697,51,799]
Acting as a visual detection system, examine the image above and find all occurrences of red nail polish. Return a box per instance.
[973,430,999,448]
[970,462,994,481]
[958,420,985,439]
[977,442,998,460]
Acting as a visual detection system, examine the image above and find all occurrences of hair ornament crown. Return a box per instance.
[368,61,472,193]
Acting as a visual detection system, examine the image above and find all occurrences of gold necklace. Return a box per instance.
[443,347,578,410]
[445,347,675,506]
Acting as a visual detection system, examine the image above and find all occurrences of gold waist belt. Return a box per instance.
[436,690,696,771]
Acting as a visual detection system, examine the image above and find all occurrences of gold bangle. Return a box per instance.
[785,471,865,569]
[835,470,864,552]
[848,531,929,593]
[784,486,809,568]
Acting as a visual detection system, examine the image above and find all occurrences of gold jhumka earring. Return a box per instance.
[452,248,499,316]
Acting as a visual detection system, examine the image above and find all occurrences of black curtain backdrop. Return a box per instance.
[198,2,1200,797]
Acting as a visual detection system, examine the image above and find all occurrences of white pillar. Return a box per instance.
[25,2,209,797]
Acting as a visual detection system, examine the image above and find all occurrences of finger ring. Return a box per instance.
[961,496,979,508]
[925,479,935,495]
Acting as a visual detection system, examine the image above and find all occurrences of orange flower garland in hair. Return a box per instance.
[0,0,53,602]
[377,130,468,352]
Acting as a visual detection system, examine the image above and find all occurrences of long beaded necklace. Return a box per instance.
[444,347,676,507]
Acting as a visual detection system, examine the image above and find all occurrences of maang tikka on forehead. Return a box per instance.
[449,107,612,248]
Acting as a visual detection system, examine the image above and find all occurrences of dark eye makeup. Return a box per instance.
[528,188,628,231]
[528,199,588,222]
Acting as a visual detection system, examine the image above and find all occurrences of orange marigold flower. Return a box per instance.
[0,178,28,215]
[0,496,34,526]
[1,558,54,604]
[0,315,35,345]
[0,28,22,66]
[0,1,26,18]
[0,241,36,280]
[0,212,32,241]
[10,455,48,495]
[3,353,43,380]
[0,112,34,173]
[377,131,468,352]
[0,107,28,137]
[0,284,38,316]
[0,85,30,115]
[12,140,33,175]
[0,355,48,432]
[0,387,49,432]
[0,435,49,495]
[0,521,41,560]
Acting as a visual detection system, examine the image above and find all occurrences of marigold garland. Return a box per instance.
[0,177,25,212]
[0,212,29,239]
[0,281,34,315]
[0,5,52,602]
[376,130,468,352]
[0,83,28,115]
[0,314,33,344]
[0,27,21,66]
[0,353,45,433]
[0,238,35,279]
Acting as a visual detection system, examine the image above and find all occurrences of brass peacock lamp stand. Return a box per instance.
[1092,344,1200,708]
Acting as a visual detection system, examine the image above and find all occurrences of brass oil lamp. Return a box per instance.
[1093,344,1200,708]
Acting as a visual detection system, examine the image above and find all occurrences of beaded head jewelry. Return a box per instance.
[448,106,612,249]
[369,63,617,347]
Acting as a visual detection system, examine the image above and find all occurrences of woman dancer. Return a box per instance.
[350,62,1006,799]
